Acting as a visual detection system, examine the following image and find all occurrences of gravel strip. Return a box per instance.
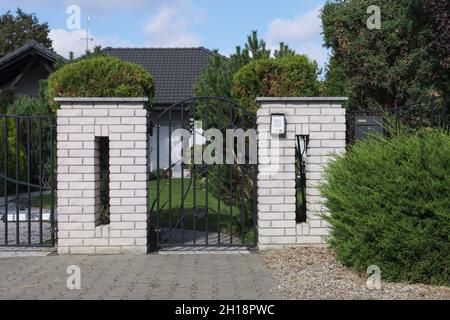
[0,247,56,258]
[260,247,450,300]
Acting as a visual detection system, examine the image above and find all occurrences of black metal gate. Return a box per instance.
[0,114,56,247]
[147,97,258,249]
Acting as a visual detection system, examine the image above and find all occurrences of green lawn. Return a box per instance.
[149,178,246,236]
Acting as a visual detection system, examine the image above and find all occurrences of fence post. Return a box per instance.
[256,97,347,249]
[55,97,148,255]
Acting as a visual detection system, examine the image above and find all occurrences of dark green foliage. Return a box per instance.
[321,0,445,109]
[194,50,233,99]
[321,56,349,98]
[148,169,169,181]
[0,89,14,113]
[0,8,52,57]
[232,55,321,113]
[320,128,450,285]
[47,55,155,109]
[6,95,50,116]
[0,95,54,194]
[424,0,450,94]
[0,117,26,194]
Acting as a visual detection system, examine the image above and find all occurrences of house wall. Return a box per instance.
[14,63,50,97]
[148,111,205,178]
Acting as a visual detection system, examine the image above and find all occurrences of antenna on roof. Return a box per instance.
[80,16,94,52]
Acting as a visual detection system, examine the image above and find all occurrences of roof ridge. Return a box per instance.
[103,46,214,51]
[0,39,63,66]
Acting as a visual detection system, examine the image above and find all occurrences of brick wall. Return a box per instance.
[55,98,148,255]
[256,97,347,249]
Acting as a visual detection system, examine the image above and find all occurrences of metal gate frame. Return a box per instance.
[346,96,448,144]
[0,114,56,247]
[147,97,258,250]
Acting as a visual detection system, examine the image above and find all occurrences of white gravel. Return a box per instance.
[260,247,450,300]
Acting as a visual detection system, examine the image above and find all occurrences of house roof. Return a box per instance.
[103,47,214,105]
[0,40,62,70]
[0,40,63,85]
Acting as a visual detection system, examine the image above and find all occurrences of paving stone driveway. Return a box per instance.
[0,254,278,300]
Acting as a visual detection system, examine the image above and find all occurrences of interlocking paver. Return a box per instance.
[0,253,278,300]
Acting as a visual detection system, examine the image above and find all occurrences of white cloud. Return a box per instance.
[143,0,204,47]
[266,6,329,69]
[49,28,135,58]
[267,6,323,43]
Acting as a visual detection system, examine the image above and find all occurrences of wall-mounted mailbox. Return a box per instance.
[355,116,384,141]
[271,114,286,137]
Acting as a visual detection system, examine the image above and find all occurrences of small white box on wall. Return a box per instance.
[271,114,286,136]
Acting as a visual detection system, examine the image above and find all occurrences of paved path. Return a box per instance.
[0,254,278,300]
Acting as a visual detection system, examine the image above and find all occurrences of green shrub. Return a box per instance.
[0,89,14,114]
[46,55,155,109]
[320,128,450,285]
[0,118,27,194]
[148,169,168,181]
[7,95,50,116]
[232,55,320,114]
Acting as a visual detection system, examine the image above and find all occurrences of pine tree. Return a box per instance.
[244,30,271,60]
[274,42,296,58]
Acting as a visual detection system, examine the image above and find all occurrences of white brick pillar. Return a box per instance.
[55,98,148,255]
[256,97,348,249]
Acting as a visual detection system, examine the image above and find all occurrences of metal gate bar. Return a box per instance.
[0,114,55,247]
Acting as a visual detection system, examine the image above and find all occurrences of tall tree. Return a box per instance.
[0,8,52,57]
[322,0,442,110]
[245,30,271,60]
[196,31,277,99]
[423,0,450,96]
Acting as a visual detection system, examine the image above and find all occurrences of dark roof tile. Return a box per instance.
[104,47,213,105]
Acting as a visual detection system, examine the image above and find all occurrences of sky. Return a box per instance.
[0,0,330,70]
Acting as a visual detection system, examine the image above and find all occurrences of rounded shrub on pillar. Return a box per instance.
[46,55,155,110]
[231,55,321,114]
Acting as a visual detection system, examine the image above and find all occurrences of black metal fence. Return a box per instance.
[0,114,56,247]
[346,96,449,144]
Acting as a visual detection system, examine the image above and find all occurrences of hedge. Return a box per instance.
[320,128,450,285]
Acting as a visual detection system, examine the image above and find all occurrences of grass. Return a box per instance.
[149,178,251,238]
